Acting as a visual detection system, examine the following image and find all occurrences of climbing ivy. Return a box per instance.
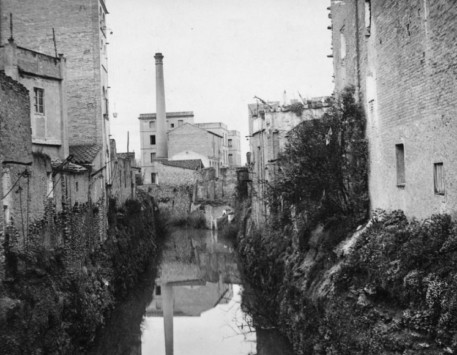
[267,86,369,241]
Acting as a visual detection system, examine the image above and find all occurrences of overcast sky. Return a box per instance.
[107,0,334,161]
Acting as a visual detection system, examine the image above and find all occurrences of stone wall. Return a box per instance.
[0,71,32,280]
[141,184,192,219]
[194,167,238,205]
[331,0,457,219]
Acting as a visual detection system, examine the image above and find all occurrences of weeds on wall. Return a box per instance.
[0,193,165,354]
[267,85,369,247]
[237,90,457,355]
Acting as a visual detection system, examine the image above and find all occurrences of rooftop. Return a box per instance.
[139,111,194,120]
[69,144,103,164]
[162,159,204,170]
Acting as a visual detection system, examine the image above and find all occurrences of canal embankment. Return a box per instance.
[0,192,165,355]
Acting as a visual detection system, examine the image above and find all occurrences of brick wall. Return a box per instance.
[0,71,32,278]
[168,124,223,161]
[332,0,457,219]
[1,0,107,147]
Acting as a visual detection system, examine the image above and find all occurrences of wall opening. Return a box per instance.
[396,144,406,187]
[434,162,445,195]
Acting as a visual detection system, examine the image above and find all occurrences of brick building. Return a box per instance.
[139,111,194,171]
[169,123,223,171]
[138,111,242,184]
[0,71,31,277]
[227,130,242,167]
[1,0,112,202]
[0,39,68,161]
[330,0,457,219]
[194,123,242,168]
[248,99,329,187]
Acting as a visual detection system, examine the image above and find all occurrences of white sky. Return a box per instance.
[107,0,334,161]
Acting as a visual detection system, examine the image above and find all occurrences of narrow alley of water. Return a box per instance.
[89,227,295,355]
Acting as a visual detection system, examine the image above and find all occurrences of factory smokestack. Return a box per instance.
[154,52,168,159]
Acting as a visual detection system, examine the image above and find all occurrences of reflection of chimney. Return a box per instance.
[163,284,174,355]
[155,53,168,159]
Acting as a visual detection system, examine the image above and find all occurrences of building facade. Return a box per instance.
[0,39,68,161]
[168,124,223,172]
[330,0,457,219]
[248,99,328,186]
[227,130,242,167]
[1,0,112,202]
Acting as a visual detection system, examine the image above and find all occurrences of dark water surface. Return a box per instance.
[89,228,294,355]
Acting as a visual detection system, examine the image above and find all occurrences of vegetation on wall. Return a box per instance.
[237,86,457,354]
[0,193,165,354]
[267,86,368,245]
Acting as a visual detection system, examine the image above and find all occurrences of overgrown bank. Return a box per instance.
[0,192,165,354]
[237,88,457,354]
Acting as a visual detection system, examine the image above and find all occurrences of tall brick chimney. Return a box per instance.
[155,52,168,159]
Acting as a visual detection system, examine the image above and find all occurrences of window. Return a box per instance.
[34,88,44,114]
[75,181,79,192]
[149,121,156,129]
[228,139,233,148]
[434,163,445,195]
[150,152,156,162]
[178,120,184,126]
[170,123,175,128]
[340,31,346,61]
[151,173,157,184]
[150,135,156,145]
[156,285,161,296]
[396,144,405,186]
[365,0,372,36]
[228,154,233,165]
[47,173,53,198]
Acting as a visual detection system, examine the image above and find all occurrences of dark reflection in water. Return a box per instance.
[88,228,293,355]
[87,260,157,355]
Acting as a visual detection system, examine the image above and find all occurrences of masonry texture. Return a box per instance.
[331,0,457,219]
[0,72,32,279]
[1,0,110,149]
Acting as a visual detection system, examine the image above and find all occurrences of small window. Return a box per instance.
[171,123,175,128]
[149,121,156,129]
[75,181,79,192]
[396,144,405,186]
[369,100,375,115]
[340,31,346,61]
[150,152,156,162]
[228,154,233,165]
[151,173,157,184]
[34,88,44,114]
[228,139,233,148]
[434,163,445,195]
[365,0,371,36]
[156,285,161,296]
[150,135,156,145]
[46,173,53,198]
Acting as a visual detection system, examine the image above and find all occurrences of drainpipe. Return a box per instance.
[355,0,362,102]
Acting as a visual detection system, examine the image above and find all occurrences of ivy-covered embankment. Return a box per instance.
[237,87,457,354]
[0,192,165,354]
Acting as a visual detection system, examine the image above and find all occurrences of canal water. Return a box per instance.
[89,228,294,355]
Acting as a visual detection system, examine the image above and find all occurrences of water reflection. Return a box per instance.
[144,228,253,355]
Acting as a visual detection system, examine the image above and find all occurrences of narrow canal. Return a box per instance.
[89,228,294,355]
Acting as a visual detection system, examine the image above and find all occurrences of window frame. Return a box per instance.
[34,87,45,114]
[434,162,445,195]
[395,144,406,187]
